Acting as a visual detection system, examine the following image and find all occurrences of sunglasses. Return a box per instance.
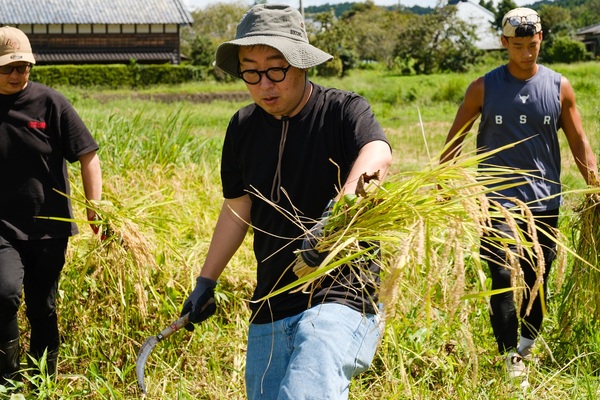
[504,14,540,27]
[0,64,32,75]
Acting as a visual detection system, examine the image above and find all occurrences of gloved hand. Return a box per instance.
[301,199,335,267]
[180,276,218,331]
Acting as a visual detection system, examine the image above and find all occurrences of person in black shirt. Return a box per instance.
[0,26,103,384]
[180,4,392,399]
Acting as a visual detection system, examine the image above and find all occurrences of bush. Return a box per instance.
[432,78,469,104]
[543,36,592,63]
[29,64,210,89]
[190,35,217,67]
[316,57,344,78]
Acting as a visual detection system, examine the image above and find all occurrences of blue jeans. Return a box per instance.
[245,303,382,400]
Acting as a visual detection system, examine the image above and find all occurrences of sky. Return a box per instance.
[184,0,533,11]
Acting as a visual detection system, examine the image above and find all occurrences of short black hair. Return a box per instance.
[514,24,539,37]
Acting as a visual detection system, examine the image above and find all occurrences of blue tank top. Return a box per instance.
[478,64,562,211]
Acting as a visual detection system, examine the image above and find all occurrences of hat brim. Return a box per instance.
[0,52,36,66]
[215,36,333,77]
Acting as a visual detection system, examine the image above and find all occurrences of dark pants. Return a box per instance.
[480,209,558,355]
[0,234,67,356]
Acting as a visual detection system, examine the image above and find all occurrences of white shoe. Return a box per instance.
[518,342,535,359]
[506,352,527,379]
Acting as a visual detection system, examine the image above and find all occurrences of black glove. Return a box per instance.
[301,199,335,267]
[180,276,217,332]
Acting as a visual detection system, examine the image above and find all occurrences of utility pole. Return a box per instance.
[300,0,304,17]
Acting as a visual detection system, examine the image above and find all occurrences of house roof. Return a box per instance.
[0,0,193,25]
[577,23,600,36]
[36,51,181,63]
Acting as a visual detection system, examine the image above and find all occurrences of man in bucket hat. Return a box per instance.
[440,7,598,382]
[180,4,392,399]
[0,26,103,389]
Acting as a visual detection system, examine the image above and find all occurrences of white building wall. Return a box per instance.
[455,0,502,50]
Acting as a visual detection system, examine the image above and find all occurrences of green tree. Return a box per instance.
[536,4,584,62]
[189,35,216,67]
[308,9,357,76]
[393,6,482,75]
[493,0,518,31]
[479,0,496,13]
[181,3,248,65]
[538,5,573,40]
[343,3,412,68]
[571,0,600,27]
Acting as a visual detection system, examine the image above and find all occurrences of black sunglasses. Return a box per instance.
[0,64,32,75]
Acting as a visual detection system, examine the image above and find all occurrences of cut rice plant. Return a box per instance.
[553,191,600,363]
[256,140,556,328]
[40,188,166,315]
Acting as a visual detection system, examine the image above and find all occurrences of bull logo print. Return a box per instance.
[518,94,530,104]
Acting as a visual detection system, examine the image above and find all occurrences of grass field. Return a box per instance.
[5,61,600,399]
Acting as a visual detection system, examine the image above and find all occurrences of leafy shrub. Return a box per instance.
[190,35,217,67]
[316,57,344,78]
[432,78,468,103]
[542,36,592,63]
[29,64,210,89]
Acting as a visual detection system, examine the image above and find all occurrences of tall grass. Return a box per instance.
[551,194,600,371]
[6,62,600,399]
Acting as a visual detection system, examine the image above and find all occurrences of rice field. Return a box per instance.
[5,61,600,399]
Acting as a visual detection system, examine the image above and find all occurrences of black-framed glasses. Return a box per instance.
[239,65,291,85]
[504,14,540,27]
[0,64,32,75]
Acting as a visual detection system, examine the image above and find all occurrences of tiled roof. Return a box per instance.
[0,0,193,25]
[577,23,600,36]
[35,51,181,63]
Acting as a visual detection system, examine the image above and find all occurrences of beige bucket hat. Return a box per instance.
[215,4,333,78]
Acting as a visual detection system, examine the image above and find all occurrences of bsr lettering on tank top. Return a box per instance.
[494,115,552,125]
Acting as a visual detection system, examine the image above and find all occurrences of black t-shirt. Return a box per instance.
[0,82,99,240]
[221,83,389,323]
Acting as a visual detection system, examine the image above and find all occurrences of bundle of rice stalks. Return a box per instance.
[556,192,600,341]
[41,189,164,319]
[257,142,549,323]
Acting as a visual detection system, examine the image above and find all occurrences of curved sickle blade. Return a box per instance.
[135,312,190,394]
[136,335,159,394]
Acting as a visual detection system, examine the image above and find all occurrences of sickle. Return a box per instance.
[135,312,189,394]
[135,298,214,394]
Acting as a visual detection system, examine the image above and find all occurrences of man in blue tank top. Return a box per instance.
[440,7,598,381]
